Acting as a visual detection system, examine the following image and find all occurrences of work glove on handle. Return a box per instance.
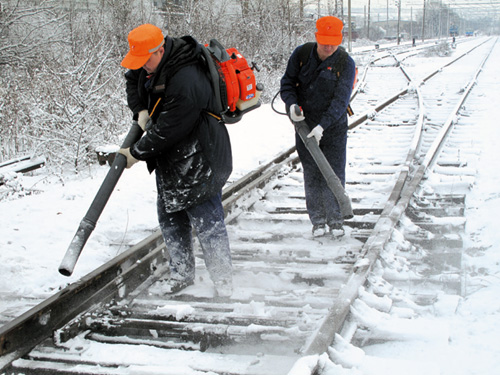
[307,125,324,145]
[289,104,305,122]
[137,109,149,131]
[118,147,139,169]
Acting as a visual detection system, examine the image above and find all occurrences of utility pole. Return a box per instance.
[411,7,413,40]
[387,0,389,33]
[421,0,426,42]
[327,0,333,15]
[446,7,450,38]
[396,0,401,45]
[367,0,371,40]
[348,0,352,52]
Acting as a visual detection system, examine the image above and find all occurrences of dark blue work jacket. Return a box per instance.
[280,44,356,131]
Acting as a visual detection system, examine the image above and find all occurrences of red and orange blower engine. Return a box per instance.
[203,39,263,124]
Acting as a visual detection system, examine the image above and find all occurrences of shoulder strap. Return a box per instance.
[335,47,355,116]
[199,44,227,116]
[298,42,315,68]
[334,47,349,77]
[332,47,355,116]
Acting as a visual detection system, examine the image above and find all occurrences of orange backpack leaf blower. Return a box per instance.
[202,39,263,124]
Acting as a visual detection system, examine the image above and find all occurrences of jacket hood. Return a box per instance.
[155,36,202,85]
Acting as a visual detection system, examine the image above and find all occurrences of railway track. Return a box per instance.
[0,37,496,374]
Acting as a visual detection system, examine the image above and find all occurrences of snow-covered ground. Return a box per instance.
[2,37,500,374]
[291,38,500,375]
[0,104,294,313]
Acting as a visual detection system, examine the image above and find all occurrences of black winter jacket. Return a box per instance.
[125,36,232,212]
[280,44,356,132]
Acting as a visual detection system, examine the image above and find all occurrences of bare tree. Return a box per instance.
[0,0,160,169]
[0,0,67,161]
[0,0,322,169]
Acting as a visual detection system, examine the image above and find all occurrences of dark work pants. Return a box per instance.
[295,125,347,227]
[157,191,232,284]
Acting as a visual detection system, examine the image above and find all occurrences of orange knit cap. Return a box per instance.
[315,16,343,45]
[121,24,165,70]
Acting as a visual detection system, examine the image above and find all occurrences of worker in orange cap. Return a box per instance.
[280,16,356,238]
[119,24,233,297]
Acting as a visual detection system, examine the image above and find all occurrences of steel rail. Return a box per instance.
[348,37,491,130]
[0,147,298,372]
[0,38,493,374]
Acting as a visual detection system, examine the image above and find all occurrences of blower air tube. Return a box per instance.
[294,120,353,220]
[58,122,144,276]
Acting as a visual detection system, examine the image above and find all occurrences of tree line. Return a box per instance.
[0,0,318,171]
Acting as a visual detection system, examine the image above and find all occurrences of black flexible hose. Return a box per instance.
[271,90,287,116]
